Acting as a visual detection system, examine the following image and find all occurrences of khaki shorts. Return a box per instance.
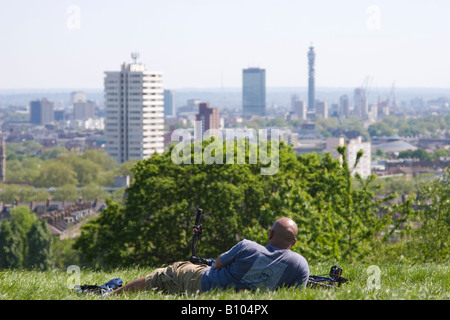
[144,261,208,295]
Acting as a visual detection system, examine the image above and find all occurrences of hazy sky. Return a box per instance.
[1,0,450,90]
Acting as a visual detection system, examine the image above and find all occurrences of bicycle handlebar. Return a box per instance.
[194,208,203,226]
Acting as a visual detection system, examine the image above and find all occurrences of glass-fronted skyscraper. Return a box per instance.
[164,89,175,117]
[29,98,54,125]
[242,68,266,117]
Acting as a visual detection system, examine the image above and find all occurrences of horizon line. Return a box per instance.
[1,86,449,93]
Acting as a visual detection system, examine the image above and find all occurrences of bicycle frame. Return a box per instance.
[189,208,214,266]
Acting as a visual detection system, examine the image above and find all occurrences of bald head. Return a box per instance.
[268,217,298,249]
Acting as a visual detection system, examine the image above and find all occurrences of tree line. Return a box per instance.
[367,114,450,138]
[2,142,136,203]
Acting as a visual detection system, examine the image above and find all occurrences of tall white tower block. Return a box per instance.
[105,55,164,163]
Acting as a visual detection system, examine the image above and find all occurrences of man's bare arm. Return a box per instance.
[212,256,224,269]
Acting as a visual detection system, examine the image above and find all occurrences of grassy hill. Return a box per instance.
[1,261,448,300]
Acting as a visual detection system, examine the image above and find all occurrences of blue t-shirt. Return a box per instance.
[201,239,309,291]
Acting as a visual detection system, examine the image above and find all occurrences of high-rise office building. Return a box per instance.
[29,98,54,125]
[354,88,368,118]
[70,91,87,105]
[326,136,371,179]
[339,94,350,117]
[242,68,266,117]
[291,95,306,120]
[316,101,328,119]
[307,46,316,112]
[196,102,220,137]
[347,136,371,178]
[71,91,96,120]
[104,55,164,164]
[73,101,96,120]
[164,89,175,117]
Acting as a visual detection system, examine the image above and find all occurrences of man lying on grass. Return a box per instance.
[110,217,309,295]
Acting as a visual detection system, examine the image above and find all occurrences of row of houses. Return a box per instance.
[372,158,450,178]
[0,198,106,240]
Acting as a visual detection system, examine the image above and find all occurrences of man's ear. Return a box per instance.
[290,238,297,248]
[268,230,274,240]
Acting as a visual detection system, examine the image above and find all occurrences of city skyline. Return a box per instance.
[1,1,450,90]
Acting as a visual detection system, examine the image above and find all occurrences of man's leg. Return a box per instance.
[111,261,207,295]
[174,262,208,294]
[111,265,173,295]
[111,276,146,295]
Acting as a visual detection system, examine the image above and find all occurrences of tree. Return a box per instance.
[39,146,69,160]
[375,148,387,158]
[81,149,117,171]
[20,157,42,183]
[52,184,79,201]
[412,167,450,262]
[5,159,25,182]
[117,159,139,182]
[73,199,128,267]
[66,156,102,186]
[25,219,54,270]
[372,176,416,196]
[34,159,78,187]
[0,184,22,203]
[398,148,432,162]
[432,149,449,161]
[368,121,395,137]
[20,186,51,202]
[79,183,108,201]
[0,220,23,268]
[9,206,38,266]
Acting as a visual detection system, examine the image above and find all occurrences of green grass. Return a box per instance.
[0,261,448,300]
